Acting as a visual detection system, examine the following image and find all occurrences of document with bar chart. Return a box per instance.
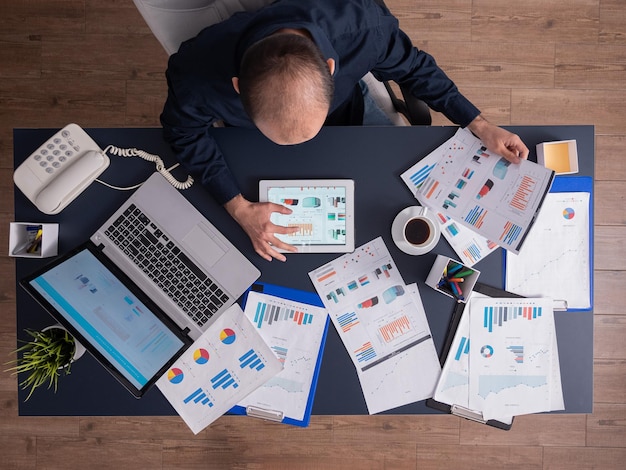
[400,128,554,254]
[156,304,283,434]
[467,296,563,420]
[433,293,514,426]
[309,237,441,414]
[434,211,500,266]
[233,290,328,426]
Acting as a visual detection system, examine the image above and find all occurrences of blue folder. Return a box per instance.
[229,282,329,427]
[504,175,593,311]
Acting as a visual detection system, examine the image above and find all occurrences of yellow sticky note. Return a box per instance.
[543,142,572,173]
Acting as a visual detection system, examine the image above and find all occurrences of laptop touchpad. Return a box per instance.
[182,224,226,268]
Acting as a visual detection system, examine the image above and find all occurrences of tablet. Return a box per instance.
[259,179,355,253]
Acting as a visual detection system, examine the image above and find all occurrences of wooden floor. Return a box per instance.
[1,0,625,468]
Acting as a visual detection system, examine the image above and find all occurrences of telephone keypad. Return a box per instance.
[27,128,83,178]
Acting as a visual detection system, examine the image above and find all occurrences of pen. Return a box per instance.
[447,263,464,276]
[26,228,43,254]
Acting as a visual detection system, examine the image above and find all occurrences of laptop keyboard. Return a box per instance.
[104,204,229,327]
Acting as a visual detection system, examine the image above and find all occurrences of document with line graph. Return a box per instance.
[505,185,592,311]
[232,288,329,426]
[400,128,554,254]
[308,237,441,414]
[468,296,564,420]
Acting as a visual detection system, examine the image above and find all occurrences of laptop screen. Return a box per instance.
[22,243,191,397]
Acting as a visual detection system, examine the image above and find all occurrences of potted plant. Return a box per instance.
[5,325,85,400]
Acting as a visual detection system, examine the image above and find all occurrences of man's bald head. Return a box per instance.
[235,32,335,145]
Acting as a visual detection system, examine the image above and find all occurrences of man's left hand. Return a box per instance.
[467,115,529,164]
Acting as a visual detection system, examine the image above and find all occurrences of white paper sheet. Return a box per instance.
[156,304,283,434]
[236,291,328,422]
[308,237,441,414]
[467,296,563,420]
[435,210,500,267]
[505,192,591,309]
[401,128,554,254]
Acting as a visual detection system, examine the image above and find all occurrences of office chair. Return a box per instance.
[133,0,431,126]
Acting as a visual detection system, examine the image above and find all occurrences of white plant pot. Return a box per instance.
[42,324,86,365]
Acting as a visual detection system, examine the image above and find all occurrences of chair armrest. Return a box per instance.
[383,82,432,126]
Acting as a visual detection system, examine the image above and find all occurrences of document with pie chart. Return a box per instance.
[505,188,591,310]
[156,304,283,434]
[467,296,563,420]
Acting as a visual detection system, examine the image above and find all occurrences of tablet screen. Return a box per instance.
[259,179,355,253]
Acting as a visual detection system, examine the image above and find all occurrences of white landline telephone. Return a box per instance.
[14,123,193,215]
[14,124,111,215]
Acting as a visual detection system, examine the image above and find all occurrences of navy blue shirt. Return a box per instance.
[161,0,480,205]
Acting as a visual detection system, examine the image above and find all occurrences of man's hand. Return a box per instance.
[467,115,529,164]
[224,194,299,262]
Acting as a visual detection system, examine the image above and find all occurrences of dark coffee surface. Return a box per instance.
[404,218,430,245]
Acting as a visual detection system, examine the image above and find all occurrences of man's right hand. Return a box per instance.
[224,194,299,262]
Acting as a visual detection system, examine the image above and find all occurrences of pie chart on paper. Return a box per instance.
[167,368,184,384]
[193,348,209,364]
[220,328,236,345]
[563,207,575,220]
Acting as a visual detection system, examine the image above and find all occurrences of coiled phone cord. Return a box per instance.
[98,145,194,190]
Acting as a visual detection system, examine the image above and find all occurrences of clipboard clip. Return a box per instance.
[246,406,284,422]
[553,299,568,311]
[451,405,487,424]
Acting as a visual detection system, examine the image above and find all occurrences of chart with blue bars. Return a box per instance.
[210,368,239,390]
[483,305,543,333]
[239,348,266,371]
[507,345,524,363]
[407,163,436,191]
[355,341,376,363]
[454,336,470,361]
[184,387,215,408]
[252,299,314,328]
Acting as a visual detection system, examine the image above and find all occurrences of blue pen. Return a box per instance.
[447,262,464,276]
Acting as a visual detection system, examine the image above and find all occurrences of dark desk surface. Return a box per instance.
[14,125,594,416]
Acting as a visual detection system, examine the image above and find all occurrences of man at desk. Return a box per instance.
[161,0,529,261]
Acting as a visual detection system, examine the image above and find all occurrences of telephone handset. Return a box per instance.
[14,124,194,215]
[14,123,111,215]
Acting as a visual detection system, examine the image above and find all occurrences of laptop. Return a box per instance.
[20,172,261,397]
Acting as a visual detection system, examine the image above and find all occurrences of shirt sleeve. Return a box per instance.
[160,72,241,206]
[370,15,480,127]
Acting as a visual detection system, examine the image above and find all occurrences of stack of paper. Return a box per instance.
[400,128,554,263]
[234,291,329,426]
[308,237,441,414]
[434,294,564,422]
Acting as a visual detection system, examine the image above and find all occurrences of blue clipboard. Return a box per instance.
[228,282,329,427]
[504,175,593,311]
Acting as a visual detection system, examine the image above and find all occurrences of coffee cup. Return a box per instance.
[391,206,441,255]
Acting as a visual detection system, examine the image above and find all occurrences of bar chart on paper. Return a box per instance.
[483,305,543,332]
[237,289,329,424]
[468,296,559,418]
[251,297,316,329]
